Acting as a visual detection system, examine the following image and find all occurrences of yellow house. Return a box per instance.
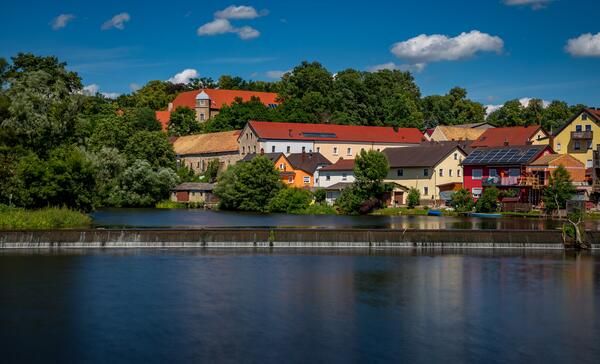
[382,143,467,205]
[552,108,600,168]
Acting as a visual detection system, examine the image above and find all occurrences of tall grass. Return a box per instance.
[0,205,91,229]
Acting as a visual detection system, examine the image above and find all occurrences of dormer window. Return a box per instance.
[582,114,588,121]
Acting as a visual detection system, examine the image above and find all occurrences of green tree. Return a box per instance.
[335,186,367,215]
[268,187,312,213]
[6,53,82,92]
[475,187,500,213]
[204,159,220,182]
[314,188,326,204]
[168,106,200,136]
[407,188,420,209]
[131,80,174,110]
[450,188,474,212]
[86,147,127,205]
[542,165,576,212]
[542,101,572,133]
[487,99,525,127]
[203,96,274,132]
[422,87,485,127]
[214,155,282,212]
[188,77,217,90]
[522,98,545,126]
[123,107,162,131]
[124,131,176,169]
[88,114,133,152]
[354,149,389,194]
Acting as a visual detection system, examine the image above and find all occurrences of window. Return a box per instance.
[588,140,593,150]
[424,187,429,196]
[449,169,453,177]
[423,168,429,177]
[279,163,285,170]
[556,143,561,151]
[246,134,249,140]
[242,146,245,154]
[397,168,404,177]
[439,169,443,177]
[509,168,520,177]
[472,169,483,180]
[576,125,582,132]
[458,169,461,177]
[288,176,293,183]
[253,146,256,153]
[342,173,347,181]
[347,147,352,156]
[200,113,205,121]
[489,169,498,177]
[472,187,483,198]
[587,159,593,168]
[303,176,310,184]
[326,175,331,181]
[574,141,581,151]
[586,125,592,131]
[582,114,588,120]
[316,147,320,153]
[272,146,276,153]
[302,146,306,153]
[333,147,338,155]
[286,146,291,153]
[454,153,458,160]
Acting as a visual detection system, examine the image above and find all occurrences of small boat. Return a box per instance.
[469,212,502,218]
[427,210,443,216]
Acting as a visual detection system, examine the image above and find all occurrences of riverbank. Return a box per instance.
[1,228,598,250]
[0,206,91,229]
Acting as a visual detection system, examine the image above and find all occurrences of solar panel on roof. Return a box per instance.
[302,132,337,138]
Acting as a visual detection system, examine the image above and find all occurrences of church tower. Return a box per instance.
[194,90,210,122]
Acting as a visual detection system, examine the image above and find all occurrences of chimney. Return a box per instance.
[503,138,509,147]
[167,102,173,112]
[288,129,293,137]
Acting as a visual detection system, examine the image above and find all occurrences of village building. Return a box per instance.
[240,152,330,188]
[424,122,493,140]
[427,125,487,142]
[155,89,279,130]
[172,130,241,174]
[470,125,549,148]
[527,154,586,185]
[382,143,467,205]
[551,108,600,169]
[462,144,553,204]
[316,159,355,188]
[238,121,424,163]
[170,183,217,204]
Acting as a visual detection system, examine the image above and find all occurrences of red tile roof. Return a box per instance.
[470,125,544,148]
[155,111,171,131]
[171,89,279,110]
[246,121,424,144]
[320,158,355,171]
[586,108,600,120]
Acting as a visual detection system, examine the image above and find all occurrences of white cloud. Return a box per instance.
[168,69,199,84]
[503,0,553,10]
[390,30,504,66]
[215,5,265,19]
[565,32,600,57]
[366,62,426,73]
[101,92,120,99]
[101,12,131,30]
[485,97,550,116]
[82,84,100,96]
[129,83,141,92]
[197,19,260,40]
[484,104,503,115]
[265,70,290,79]
[51,14,75,30]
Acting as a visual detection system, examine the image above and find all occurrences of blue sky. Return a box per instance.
[1,0,599,108]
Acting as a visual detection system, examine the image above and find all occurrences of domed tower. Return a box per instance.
[195,90,210,122]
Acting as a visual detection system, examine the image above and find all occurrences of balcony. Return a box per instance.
[482,176,519,187]
[571,130,593,140]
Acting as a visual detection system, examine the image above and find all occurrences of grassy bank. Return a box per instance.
[371,207,429,216]
[0,206,91,229]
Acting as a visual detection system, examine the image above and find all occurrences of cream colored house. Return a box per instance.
[552,108,600,168]
[172,130,242,174]
[428,125,486,142]
[383,143,467,205]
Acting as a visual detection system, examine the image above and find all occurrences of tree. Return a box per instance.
[86,147,127,206]
[88,114,133,152]
[354,149,389,193]
[204,159,220,182]
[188,77,217,90]
[407,188,420,209]
[314,188,326,204]
[268,187,312,213]
[124,131,176,169]
[542,101,572,133]
[123,107,162,131]
[523,99,545,126]
[422,87,485,127]
[203,96,274,132]
[131,80,174,110]
[6,53,82,92]
[487,99,525,127]
[168,106,200,136]
[542,165,576,212]
[475,187,500,213]
[214,155,282,212]
[450,188,474,212]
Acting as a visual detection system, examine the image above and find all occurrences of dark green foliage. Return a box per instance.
[268,187,313,213]
[168,106,200,136]
[422,87,485,128]
[407,188,420,209]
[130,80,174,110]
[335,186,367,215]
[123,107,162,131]
[203,96,274,132]
[314,188,326,204]
[124,131,176,169]
[204,159,220,182]
[487,99,586,131]
[475,187,500,213]
[450,188,474,212]
[176,165,201,183]
[214,156,282,212]
[542,165,576,211]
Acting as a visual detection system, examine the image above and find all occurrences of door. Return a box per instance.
[176,191,189,202]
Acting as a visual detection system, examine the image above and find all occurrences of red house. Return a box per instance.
[462,145,553,203]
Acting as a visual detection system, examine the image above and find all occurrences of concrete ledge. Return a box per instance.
[1,229,597,249]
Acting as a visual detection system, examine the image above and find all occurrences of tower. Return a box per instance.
[195,90,210,122]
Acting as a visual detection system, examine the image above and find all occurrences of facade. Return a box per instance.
[240,152,329,188]
[428,125,486,142]
[382,143,467,205]
[155,89,279,130]
[238,121,424,162]
[172,130,241,174]
[322,182,353,205]
[170,183,216,204]
[462,145,553,203]
[470,125,549,148]
[527,154,586,186]
[552,108,600,168]
[316,159,355,188]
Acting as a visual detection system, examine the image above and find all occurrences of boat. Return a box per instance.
[427,210,443,216]
[469,212,502,218]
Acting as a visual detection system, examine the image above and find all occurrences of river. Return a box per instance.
[1,250,599,363]
[92,208,600,230]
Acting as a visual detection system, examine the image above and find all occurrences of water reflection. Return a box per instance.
[92,208,600,231]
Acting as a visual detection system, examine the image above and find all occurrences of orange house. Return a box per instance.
[241,152,331,188]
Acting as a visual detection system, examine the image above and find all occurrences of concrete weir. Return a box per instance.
[0,229,598,250]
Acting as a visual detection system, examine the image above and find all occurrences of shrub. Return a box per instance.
[475,187,500,213]
[451,188,474,212]
[407,188,420,209]
[268,188,313,213]
[0,205,91,229]
[313,188,326,204]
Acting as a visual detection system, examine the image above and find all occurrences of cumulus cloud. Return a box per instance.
[215,5,267,19]
[51,14,75,30]
[101,92,121,99]
[82,84,100,96]
[197,19,259,40]
[237,26,260,40]
[265,70,290,79]
[168,69,199,84]
[503,0,553,10]
[391,30,504,66]
[485,97,550,116]
[101,12,131,30]
[366,62,426,73]
[565,32,600,57]
[129,83,141,92]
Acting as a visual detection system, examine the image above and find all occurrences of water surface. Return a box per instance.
[1,250,599,363]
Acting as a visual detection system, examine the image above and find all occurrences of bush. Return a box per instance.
[314,188,326,204]
[475,187,499,213]
[300,203,336,215]
[335,186,366,215]
[407,188,420,209]
[451,188,474,212]
[268,188,312,213]
[0,205,91,229]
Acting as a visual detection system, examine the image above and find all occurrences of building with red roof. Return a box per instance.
[155,89,279,131]
[316,158,356,188]
[238,120,424,163]
[470,125,548,148]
